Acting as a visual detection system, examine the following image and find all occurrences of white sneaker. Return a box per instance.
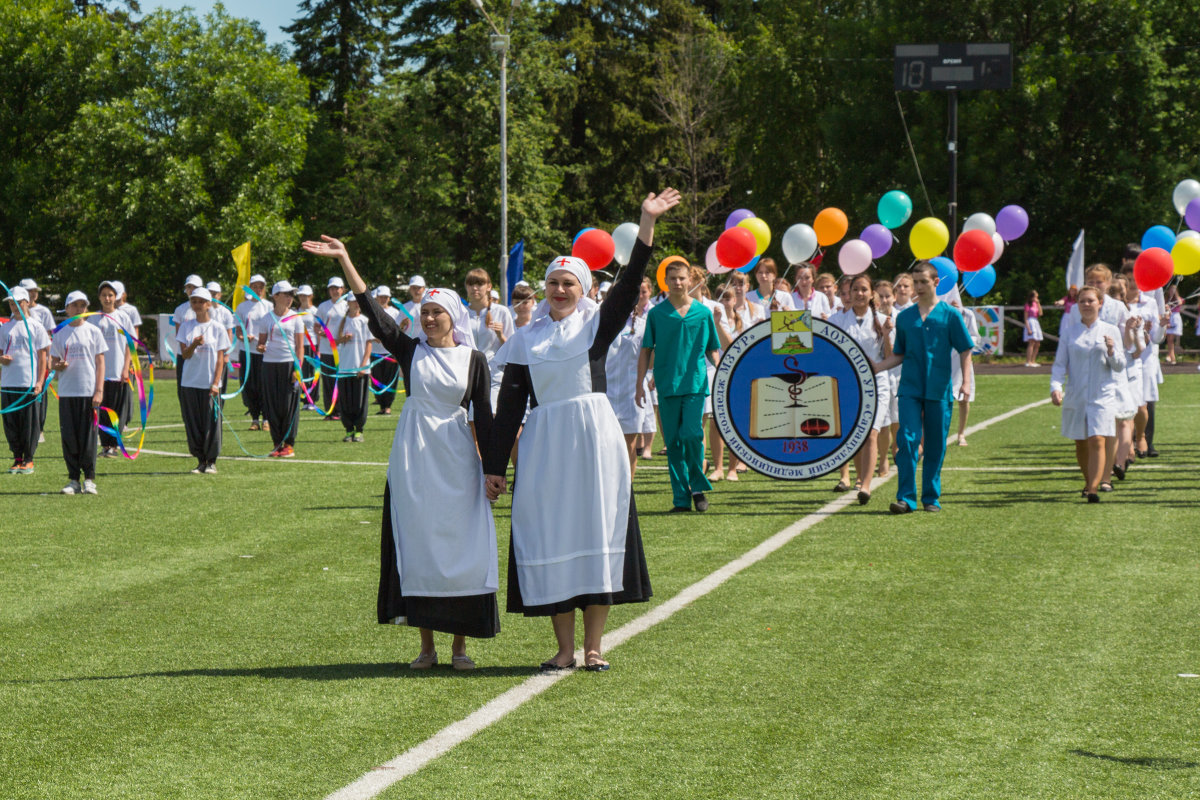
[82,479,98,495]
[204,464,218,474]
[39,433,46,443]
[61,480,81,495]
[190,464,204,474]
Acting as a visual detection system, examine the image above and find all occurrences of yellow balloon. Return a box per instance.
[737,217,771,256]
[909,217,950,260]
[1172,237,1200,276]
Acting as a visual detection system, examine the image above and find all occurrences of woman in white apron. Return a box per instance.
[302,236,498,671]
[485,188,679,672]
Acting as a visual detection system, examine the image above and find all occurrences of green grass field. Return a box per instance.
[2,374,1198,799]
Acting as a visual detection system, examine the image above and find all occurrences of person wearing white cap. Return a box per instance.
[317,276,348,419]
[302,235,498,670]
[484,187,680,672]
[20,279,56,439]
[295,285,321,410]
[173,274,205,329]
[176,288,230,473]
[49,291,110,494]
[369,286,400,414]
[204,281,236,400]
[334,294,375,440]
[91,281,133,458]
[1,286,50,473]
[109,280,141,428]
[235,274,270,429]
[401,276,426,333]
[254,280,304,456]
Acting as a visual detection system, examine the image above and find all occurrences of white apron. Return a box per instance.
[386,344,498,597]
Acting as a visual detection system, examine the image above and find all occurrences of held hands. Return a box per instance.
[256,343,267,353]
[485,474,507,501]
[1051,389,1063,407]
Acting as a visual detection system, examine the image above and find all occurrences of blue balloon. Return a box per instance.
[737,255,761,274]
[931,256,958,295]
[573,227,595,245]
[962,265,996,297]
[1141,224,1176,252]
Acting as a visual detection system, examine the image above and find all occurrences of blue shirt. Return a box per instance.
[893,302,973,402]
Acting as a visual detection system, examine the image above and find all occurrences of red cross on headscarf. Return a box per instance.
[554,258,572,268]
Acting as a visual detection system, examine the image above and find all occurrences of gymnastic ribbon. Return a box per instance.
[0,279,51,414]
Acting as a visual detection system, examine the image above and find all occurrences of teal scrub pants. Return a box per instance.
[895,395,952,510]
[658,393,712,509]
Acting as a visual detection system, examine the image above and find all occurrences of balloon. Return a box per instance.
[838,239,872,275]
[705,241,731,275]
[737,217,771,256]
[962,265,996,297]
[1141,224,1176,253]
[781,223,818,264]
[572,227,595,245]
[1172,237,1200,276]
[611,222,639,266]
[995,205,1029,241]
[860,223,893,259]
[877,190,913,229]
[954,229,994,272]
[738,255,761,274]
[1173,179,1200,216]
[725,208,755,230]
[1133,248,1173,291]
[989,232,1005,265]
[1185,198,1200,232]
[656,255,690,292]
[909,217,949,260]
[813,207,849,247]
[716,226,756,270]
[962,212,996,238]
[571,228,615,270]
[1179,229,1200,242]
[931,256,958,295]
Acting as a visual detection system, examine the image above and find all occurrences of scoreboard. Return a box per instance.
[894,43,1012,92]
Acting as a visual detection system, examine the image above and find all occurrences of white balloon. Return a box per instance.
[988,232,1005,265]
[611,221,639,266]
[1178,229,1200,241]
[1174,179,1200,216]
[781,223,818,265]
[962,212,996,238]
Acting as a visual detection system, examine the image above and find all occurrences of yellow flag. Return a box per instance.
[230,241,252,306]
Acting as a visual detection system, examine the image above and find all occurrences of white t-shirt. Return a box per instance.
[118,302,143,330]
[295,306,323,349]
[467,303,515,362]
[29,303,56,333]
[371,304,400,356]
[400,301,419,333]
[0,317,50,389]
[336,313,375,371]
[747,288,795,311]
[254,312,305,364]
[50,322,110,397]
[235,299,270,354]
[176,319,232,390]
[88,312,129,382]
[791,289,832,319]
[172,300,196,328]
[317,297,348,355]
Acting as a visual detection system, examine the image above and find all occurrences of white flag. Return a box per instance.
[1065,229,1085,290]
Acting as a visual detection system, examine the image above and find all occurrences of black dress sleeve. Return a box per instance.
[484,361,531,476]
[467,350,493,466]
[356,291,416,365]
[593,237,653,353]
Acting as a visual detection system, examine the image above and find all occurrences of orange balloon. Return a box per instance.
[813,207,849,247]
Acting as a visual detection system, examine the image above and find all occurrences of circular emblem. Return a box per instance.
[712,311,878,480]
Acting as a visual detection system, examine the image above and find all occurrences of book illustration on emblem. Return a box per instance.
[748,355,841,439]
[771,310,812,354]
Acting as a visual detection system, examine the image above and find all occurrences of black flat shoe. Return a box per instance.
[1136,449,1147,458]
[857,491,870,505]
[584,662,611,672]
[889,502,912,514]
[1086,493,1100,503]
[539,659,576,672]
[1113,463,1125,480]
[669,506,691,513]
[1099,481,1114,492]
[692,493,709,512]
[923,504,941,512]
[1147,448,1160,457]
[834,481,852,492]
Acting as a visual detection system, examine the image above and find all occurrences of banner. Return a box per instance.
[231,241,252,306]
[967,305,1004,356]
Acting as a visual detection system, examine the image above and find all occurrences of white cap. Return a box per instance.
[271,280,296,296]
[98,280,119,293]
[490,289,499,300]
[249,274,266,285]
[515,280,530,288]
[297,284,314,296]
[206,281,221,293]
[4,286,29,303]
[374,285,392,297]
[184,274,203,288]
[64,290,88,308]
[111,280,126,297]
[190,287,213,301]
[408,275,426,288]
[599,281,613,292]
[327,276,345,288]
[19,278,38,291]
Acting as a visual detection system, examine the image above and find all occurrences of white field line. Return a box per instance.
[137,449,387,467]
[323,397,1050,800]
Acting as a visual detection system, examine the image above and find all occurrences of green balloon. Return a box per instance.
[878,190,913,230]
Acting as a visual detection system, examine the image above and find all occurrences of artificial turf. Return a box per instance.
[1,375,1197,799]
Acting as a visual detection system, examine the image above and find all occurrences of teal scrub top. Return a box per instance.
[642,299,721,398]
[893,301,974,402]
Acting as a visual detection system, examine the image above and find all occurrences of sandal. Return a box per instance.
[708,469,724,481]
[409,651,438,670]
[1098,481,1114,492]
[451,654,476,671]
[833,481,851,492]
[539,658,576,672]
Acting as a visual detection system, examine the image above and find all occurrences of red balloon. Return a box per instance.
[572,228,615,271]
[953,229,995,272]
[1133,247,1174,292]
[716,227,756,269]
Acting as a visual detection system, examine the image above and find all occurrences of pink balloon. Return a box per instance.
[989,232,1005,265]
[706,241,731,274]
[838,239,873,275]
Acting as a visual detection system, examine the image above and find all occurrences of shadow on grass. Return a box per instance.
[1069,749,1197,770]
[9,662,536,684]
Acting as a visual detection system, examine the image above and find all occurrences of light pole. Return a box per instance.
[471,0,518,303]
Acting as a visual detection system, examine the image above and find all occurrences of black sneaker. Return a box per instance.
[923,504,941,512]
[889,502,912,514]
[669,506,690,513]
[692,493,709,512]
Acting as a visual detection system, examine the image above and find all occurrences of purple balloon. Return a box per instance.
[725,208,755,230]
[860,223,893,259]
[1186,197,1200,232]
[995,205,1029,241]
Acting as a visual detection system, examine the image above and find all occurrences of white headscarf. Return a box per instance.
[418,287,475,348]
[511,256,601,364]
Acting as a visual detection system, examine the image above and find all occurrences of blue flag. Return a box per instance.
[506,239,525,305]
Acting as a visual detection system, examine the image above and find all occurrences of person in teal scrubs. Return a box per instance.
[873,261,974,513]
[636,258,721,512]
